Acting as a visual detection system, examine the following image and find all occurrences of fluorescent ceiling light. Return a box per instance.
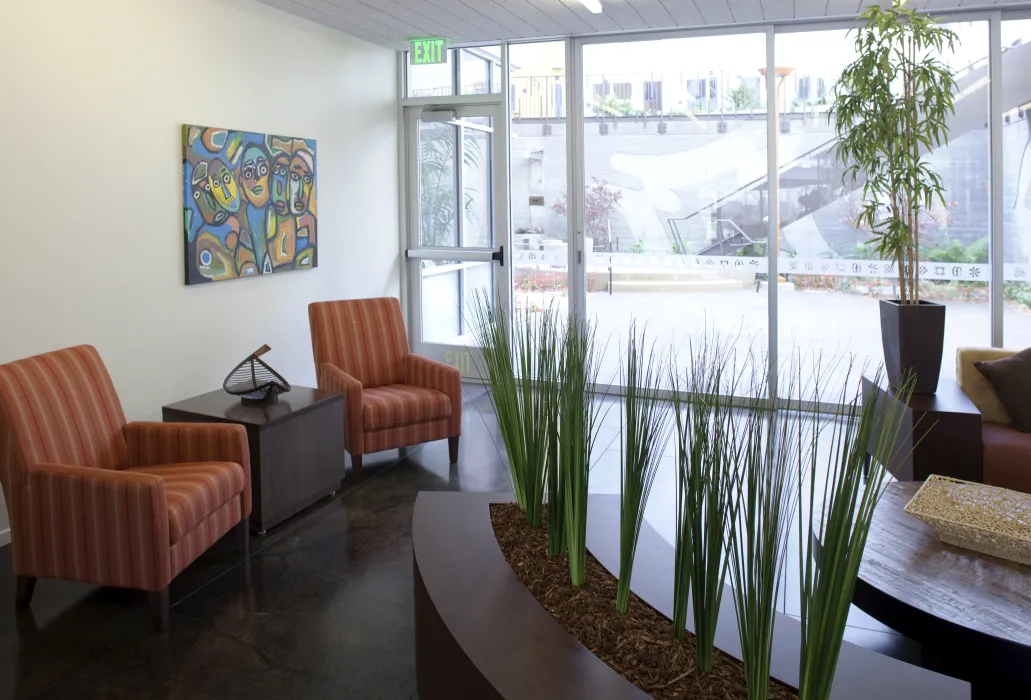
[580,0,603,13]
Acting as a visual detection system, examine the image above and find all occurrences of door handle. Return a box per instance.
[491,245,505,266]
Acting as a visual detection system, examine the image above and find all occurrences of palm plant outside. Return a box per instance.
[832,0,958,304]
[420,123,482,247]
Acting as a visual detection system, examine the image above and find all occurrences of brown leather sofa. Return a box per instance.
[956,348,1031,494]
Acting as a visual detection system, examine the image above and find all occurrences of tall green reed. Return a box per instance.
[727,350,811,700]
[669,333,741,673]
[559,315,603,587]
[472,292,560,528]
[797,367,915,700]
[616,323,672,614]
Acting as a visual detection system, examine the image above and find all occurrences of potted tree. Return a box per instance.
[832,0,958,393]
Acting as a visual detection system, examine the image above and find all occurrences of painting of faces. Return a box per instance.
[182,124,317,285]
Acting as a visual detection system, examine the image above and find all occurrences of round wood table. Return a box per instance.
[853,481,1031,699]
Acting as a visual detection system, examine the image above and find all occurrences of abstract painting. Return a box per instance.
[182,125,317,285]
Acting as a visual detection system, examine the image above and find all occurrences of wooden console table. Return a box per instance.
[862,375,983,483]
[163,387,345,535]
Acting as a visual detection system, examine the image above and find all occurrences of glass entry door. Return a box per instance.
[406,103,509,376]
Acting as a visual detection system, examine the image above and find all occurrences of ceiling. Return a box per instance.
[257,0,1018,48]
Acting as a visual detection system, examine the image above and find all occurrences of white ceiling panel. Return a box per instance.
[326,0,474,41]
[660,0,707,26]
[459,0,552,36]
[824,0,860,16]
[624,0,678,28]
[416,0,522,39]
[257,0,1021,49]
[693,0,736,24]
[491,0,573,35]
[760,0,794,19]
[731,0,769,22]
[282,0,402,42]
[793,0,829,19]
[555,0,626,32]
[595,0,653,30]
[519,0,598,33]
[378,0,489,40]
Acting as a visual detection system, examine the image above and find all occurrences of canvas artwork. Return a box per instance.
[182,124,317,285]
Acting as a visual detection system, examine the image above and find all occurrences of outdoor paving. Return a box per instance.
[514,285,1031,392]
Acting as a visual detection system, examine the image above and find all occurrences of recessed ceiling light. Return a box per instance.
[579,0,603,13]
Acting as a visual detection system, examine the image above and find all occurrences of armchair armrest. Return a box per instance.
[404,354,461,436]
[23,463,171,590]
[320,363,365,455]
[124,421,251,516]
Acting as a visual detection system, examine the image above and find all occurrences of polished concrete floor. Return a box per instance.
[0,386,917,700]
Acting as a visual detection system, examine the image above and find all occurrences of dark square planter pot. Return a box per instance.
[879,299,946,394]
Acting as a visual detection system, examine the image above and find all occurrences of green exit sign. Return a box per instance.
[410,37,447,65]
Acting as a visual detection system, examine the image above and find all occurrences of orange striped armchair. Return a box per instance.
[0,346,251,632]
[308,298,461,479]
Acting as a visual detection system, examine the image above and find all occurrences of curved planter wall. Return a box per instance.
[412,492,970,700]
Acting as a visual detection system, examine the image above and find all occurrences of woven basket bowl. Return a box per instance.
[904,475,1031,566]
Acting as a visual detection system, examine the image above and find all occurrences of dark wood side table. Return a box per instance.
[853,482,1031,699]
[862,375,983,483]
[162,387,345,535]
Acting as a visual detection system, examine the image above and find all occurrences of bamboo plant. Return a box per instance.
[615,323,672,615]
[669,333,740,674]
[832,0,958,304]
[559,314,603,588]
[797,369,915,700]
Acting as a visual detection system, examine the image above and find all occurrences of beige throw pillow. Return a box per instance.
[956,347,1013,425]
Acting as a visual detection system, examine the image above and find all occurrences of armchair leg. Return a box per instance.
[350,454,363,482]
[149,588,169,634]
[15,576,36,610]
[448,436,460,464]
[237,516,250,555]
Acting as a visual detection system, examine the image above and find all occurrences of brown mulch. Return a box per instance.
[490,503,798,700]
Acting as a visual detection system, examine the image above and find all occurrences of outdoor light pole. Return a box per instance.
[758,66,795,267]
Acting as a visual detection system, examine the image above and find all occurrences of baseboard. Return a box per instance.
[0,528,9,548]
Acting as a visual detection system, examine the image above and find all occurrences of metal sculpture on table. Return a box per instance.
[223,345,291,403]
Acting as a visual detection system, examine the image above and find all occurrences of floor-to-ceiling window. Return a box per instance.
[509,42,570,321]
[401,13,1026,397]
[1003,18,1031,348]
[581,33,769,389]
[774,22,991,393]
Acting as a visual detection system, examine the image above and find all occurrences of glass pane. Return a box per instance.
[510,41,569,319]
[462,118,493,247]
[775,22,990,395]
[418,121,458,246]
[460,47,501,94]
[408,50,454,98]
[419,115,494,248]
[1003,19,1031,348]
[583,34,769,392]
[421,260,494,344]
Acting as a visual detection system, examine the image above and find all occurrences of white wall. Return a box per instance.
[0,0,401,544]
